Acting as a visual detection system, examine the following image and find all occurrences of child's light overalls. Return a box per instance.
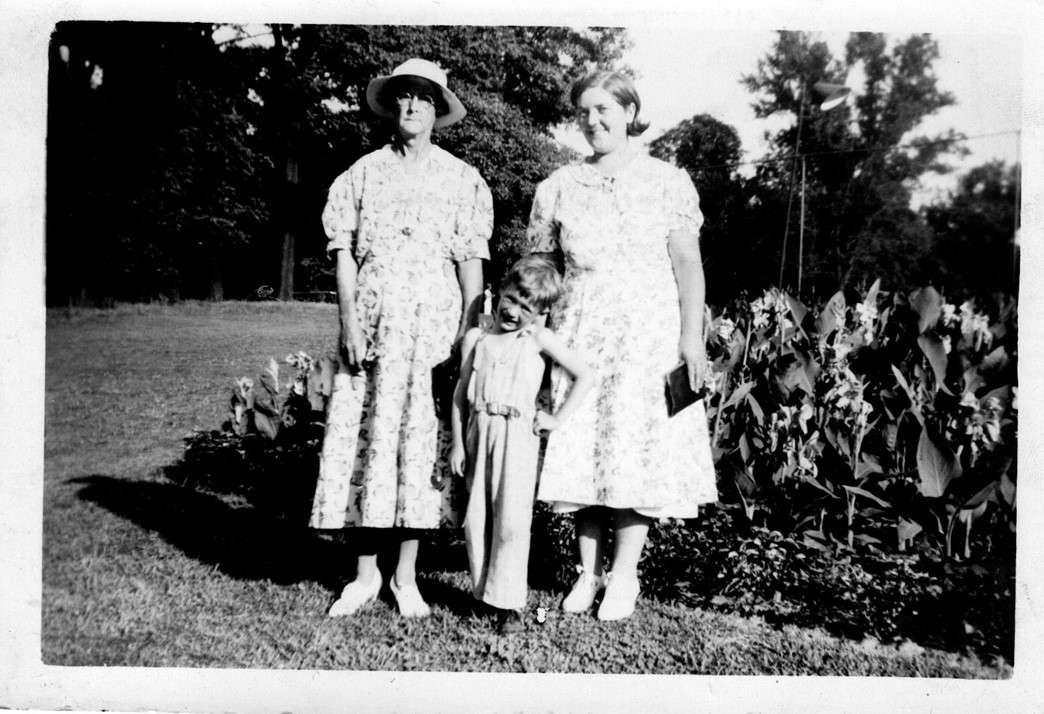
[463,326,546,610]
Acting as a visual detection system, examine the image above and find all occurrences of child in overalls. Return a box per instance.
[449,256,594,634]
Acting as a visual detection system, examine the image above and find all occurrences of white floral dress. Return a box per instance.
[527,154,717,518]
[309,144,493,530]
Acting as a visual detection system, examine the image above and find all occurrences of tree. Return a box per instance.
[46,24,630,303]
[649,114,754,305]
[740,31,964,298]
[924,160,1020,299]
[48,22,272,303]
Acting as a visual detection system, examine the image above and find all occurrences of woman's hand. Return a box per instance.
[449,440,466,478]
[533,410,560,435]
[340,315,367,373]
[679,332,707,392]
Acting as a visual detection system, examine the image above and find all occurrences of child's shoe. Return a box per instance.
[390,575,432,618]
[496,608,525,635]
[561,567,605,613]
[328,571,382,617]
[596,571,640,621]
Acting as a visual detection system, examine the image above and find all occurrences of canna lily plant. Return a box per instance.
[702,282,1017,561]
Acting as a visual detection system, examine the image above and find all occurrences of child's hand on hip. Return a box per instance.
[533,410,559,435]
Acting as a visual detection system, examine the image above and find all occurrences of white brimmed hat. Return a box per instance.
[365,58,467,129]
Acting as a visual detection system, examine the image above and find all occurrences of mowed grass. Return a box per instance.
[43,301,1008,675]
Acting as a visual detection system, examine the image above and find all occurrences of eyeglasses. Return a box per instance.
[395,91,436,109]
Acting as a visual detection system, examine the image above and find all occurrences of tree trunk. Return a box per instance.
[208,243,224,300]
[279,230,295,300]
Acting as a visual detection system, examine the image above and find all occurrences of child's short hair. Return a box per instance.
[500,255,563,313]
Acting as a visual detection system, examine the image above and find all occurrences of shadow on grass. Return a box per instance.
[69,470,498,616]
[70,474,349,588]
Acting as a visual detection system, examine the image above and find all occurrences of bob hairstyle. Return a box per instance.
[569,70,649,137]
[376,75,450,118]
[500,255,563,313]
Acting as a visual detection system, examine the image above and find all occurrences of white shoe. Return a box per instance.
[390,575,432,618]
[562,567,605,613]
[328,571,382,617]
[596,572,640,621]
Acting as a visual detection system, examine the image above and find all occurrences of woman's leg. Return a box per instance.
[390,530,431,617]
[328,528,383,617]
[394,535,420,586]
[608,508,651,579]
[575,506,608,576]
[562,507,608,612]
[597,508,650,621]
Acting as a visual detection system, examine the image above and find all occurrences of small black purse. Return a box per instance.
[665,363,706,417]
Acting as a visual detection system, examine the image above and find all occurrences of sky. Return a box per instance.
[556,28,1023,208]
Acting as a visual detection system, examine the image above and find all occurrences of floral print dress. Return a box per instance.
[309,144,493,530]
[527,154,717,518]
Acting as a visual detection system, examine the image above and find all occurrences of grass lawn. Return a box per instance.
[42,301,1009,676]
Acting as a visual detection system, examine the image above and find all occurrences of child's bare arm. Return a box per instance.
[533,327,594,432]
[448,327,482,477]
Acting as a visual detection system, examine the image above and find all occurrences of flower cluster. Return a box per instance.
[822,366,873,430]
[285,351,315,396]
[749,290,794,333]
[959,301,993,351]
[958,393,1004,464]
[853,300,878,336]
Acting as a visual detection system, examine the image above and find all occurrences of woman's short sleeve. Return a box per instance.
[450,168,493,262]
[668,167,704,237]
[526,175,560,253]
[322,168,360,256]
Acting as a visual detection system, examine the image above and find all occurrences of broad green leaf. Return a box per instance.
[319,356,336,396]
[815,290,846,337]
[723,381,754,409]
[916,428,962,498]
[863,278,881,313]
[800,472,837,498]
[891,365,914,401]
[962,366,985,396]
[917,334,952,395]
[883,423,899,451]
[909,286,943,333]
[999,471,1016,507]
[890,365,924,426]
[738,432,752,463]
[979,345,1009,377]
[745,393,765,423]
[962,482,995,510]
[842,484,890,508]
[307,370,325,411]
[258,369,279,397]
[727,328,746,368]
[785,293,809,327]
[856,454,883,479]
[897,518,923,543]
[981,384,1012,411]
[266,357,280,392]
[253,411,279,440]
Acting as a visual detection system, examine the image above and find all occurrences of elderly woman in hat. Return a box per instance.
[309,59,493,618]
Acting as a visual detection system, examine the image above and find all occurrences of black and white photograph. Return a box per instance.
[2,0,1042,711]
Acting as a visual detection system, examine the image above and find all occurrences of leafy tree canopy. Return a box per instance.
[738,31,965,297]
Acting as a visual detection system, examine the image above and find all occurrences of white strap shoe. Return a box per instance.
[596,572,640,621]
[390,575,432,618]
[328,571,382,617]
[562,567,605,613]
